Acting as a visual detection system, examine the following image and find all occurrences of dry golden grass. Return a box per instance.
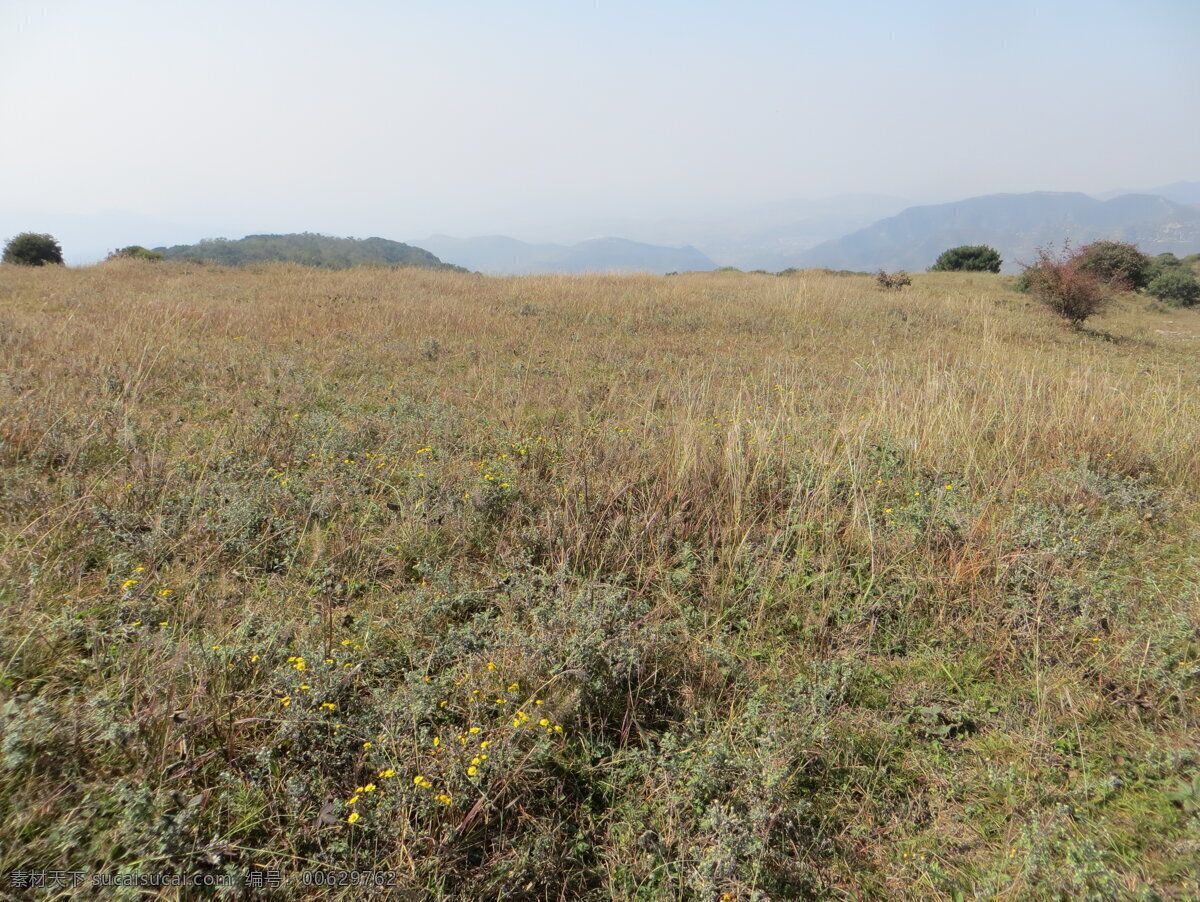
[0,260,1197,899]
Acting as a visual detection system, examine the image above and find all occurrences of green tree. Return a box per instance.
[929,245,1002,273]
[3,232,64,266]
[1075,240,1152,289]
[1146,268,1200,307]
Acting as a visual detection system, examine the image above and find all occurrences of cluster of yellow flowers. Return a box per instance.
[265,466,291,487]
[508,706,563,734]
[118,565,174,600]
[473,437,551,491]
[273,641,365,711]
[476,456,513,489]
[396,660,572,821]
[344,770,402,824]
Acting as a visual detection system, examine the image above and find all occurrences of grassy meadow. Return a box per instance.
[0,260,1198,899]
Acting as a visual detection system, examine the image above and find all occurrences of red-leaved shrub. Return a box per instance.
[1024,243,1119,326]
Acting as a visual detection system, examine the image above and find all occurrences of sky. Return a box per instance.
[2,0,1198,259]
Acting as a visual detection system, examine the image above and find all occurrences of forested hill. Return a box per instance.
[153,233,467,271]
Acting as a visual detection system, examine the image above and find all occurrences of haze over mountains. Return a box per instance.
[465,194,912,271]
[5,183,1197,274]
[785,190,1200,274]
[414,185,1200,275]
[411,235,717,275]
[1094,182,1200,205]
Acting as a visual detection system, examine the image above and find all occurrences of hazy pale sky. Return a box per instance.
[2,0,1198,246]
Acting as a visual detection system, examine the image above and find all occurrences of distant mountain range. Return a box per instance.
[411,186,1200,275]
[786,190,1200,274]
[411,234,716,275]
[1093,181,1200,205]
[154,233,465,271]
[6,182,1199,274]
[512,194,911,269]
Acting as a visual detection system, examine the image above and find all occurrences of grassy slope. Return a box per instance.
[0,261,1197,900]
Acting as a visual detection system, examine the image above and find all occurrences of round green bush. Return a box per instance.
[3,232,64,266]
[1146,268,1200,307]
[1075,240,1152,289]
[930,245,1002,273]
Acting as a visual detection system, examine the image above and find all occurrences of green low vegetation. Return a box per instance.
[1147,269,1200,307]
[107,245,165,262]
[0,263,1197,899]
[1014,241,1200,316]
